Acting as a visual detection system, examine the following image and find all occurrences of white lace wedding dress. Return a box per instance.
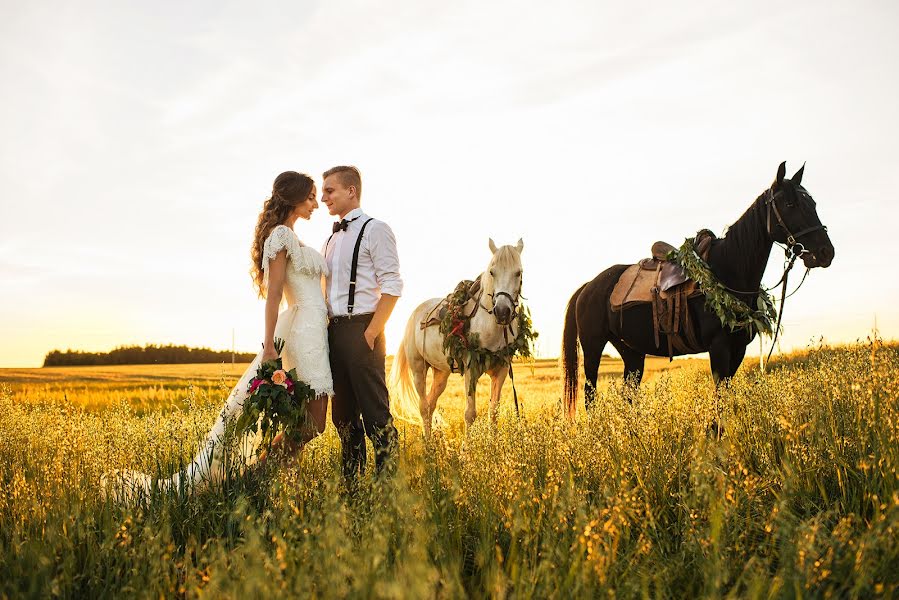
[102,225,333,502]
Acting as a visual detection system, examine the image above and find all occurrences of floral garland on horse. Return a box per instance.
[437,279,539,396]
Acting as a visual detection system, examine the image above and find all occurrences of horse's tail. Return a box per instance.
[562,283,586,419]
[389,323,424,428]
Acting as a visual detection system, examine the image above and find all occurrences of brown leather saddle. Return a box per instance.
[610,231,715,357]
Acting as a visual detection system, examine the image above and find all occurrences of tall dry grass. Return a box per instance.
[1,340,897,598]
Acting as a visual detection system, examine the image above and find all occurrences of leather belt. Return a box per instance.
[329,312,374,326]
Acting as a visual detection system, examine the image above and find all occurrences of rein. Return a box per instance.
[707,187,823,359]
[764,249,812,363]
[716,249,797,296]
[480,280,524,418]
[436,271,538,402]
[766,250,798,363]
[502,325,521,417]
[720,187,825,296]
[763,187,824,361]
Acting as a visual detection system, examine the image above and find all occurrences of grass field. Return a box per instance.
[1,341,897,598]
[0,355,706,413]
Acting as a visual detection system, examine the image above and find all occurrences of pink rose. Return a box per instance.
[249,378,266,393]
[272,370,288,387]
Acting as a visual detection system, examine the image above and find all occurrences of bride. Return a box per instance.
[102,171,333,502]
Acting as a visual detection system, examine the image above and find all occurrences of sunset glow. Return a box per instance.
[2,1,896,367]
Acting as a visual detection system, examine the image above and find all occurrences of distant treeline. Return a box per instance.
[43,345,257,367]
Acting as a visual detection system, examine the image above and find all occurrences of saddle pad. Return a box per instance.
[610,264,657,311]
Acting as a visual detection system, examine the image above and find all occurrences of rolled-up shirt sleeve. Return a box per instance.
[368,222,403,297]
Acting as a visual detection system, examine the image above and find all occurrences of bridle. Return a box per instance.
[481,281,522,326]
[765,186,828,257]
[479,271,525,416]
[449,270,522,327]
[710,186,828,364]
[760,185,828,363]
[424,264,529,417]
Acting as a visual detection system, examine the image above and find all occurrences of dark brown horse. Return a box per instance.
[562,162,834,416]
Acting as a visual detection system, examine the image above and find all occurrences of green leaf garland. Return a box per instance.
[667,235,778,336]
[438,279,539,396]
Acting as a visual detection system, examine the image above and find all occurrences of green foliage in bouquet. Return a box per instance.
[667,234,778,336]
[232,338,315,454]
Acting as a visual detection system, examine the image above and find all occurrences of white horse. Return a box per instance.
[390,238,524,436]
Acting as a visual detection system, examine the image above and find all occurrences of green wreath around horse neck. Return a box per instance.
[666,235,778,336]
[438,279,539,396]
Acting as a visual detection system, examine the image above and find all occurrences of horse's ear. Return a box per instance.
[516,238,524,253]
[488,238,498,254]
[774,161,786,187]
[792,162,805,186]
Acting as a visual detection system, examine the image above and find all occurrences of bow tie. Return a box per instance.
[332,216,358,233]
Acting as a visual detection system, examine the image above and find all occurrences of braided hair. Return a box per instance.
[250,171,314,297]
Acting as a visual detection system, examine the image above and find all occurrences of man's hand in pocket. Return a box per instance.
[364,327,378,350]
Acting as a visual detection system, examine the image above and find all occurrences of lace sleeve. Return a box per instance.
[262,225,328,286]
[262,225,301,288]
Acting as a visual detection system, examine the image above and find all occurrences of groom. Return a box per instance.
[321,165,402,481]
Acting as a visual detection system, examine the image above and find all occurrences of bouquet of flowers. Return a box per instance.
[233,338,315,454]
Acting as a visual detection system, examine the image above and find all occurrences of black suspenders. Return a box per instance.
[348,218,374,314]
[325,217,375,316]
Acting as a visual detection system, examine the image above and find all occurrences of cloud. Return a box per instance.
[2,0,898,366]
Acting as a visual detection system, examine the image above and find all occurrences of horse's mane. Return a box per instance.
[720,191,769,269]
[714,189,772,289]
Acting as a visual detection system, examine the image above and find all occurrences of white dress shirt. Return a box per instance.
[322,208,403,317]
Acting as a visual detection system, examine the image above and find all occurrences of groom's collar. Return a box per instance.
[342,208,364,222]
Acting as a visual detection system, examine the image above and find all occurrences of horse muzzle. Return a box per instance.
[800,243,834,269]
[493,304,514,325]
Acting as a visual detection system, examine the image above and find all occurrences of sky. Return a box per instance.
[1,0,897,367]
